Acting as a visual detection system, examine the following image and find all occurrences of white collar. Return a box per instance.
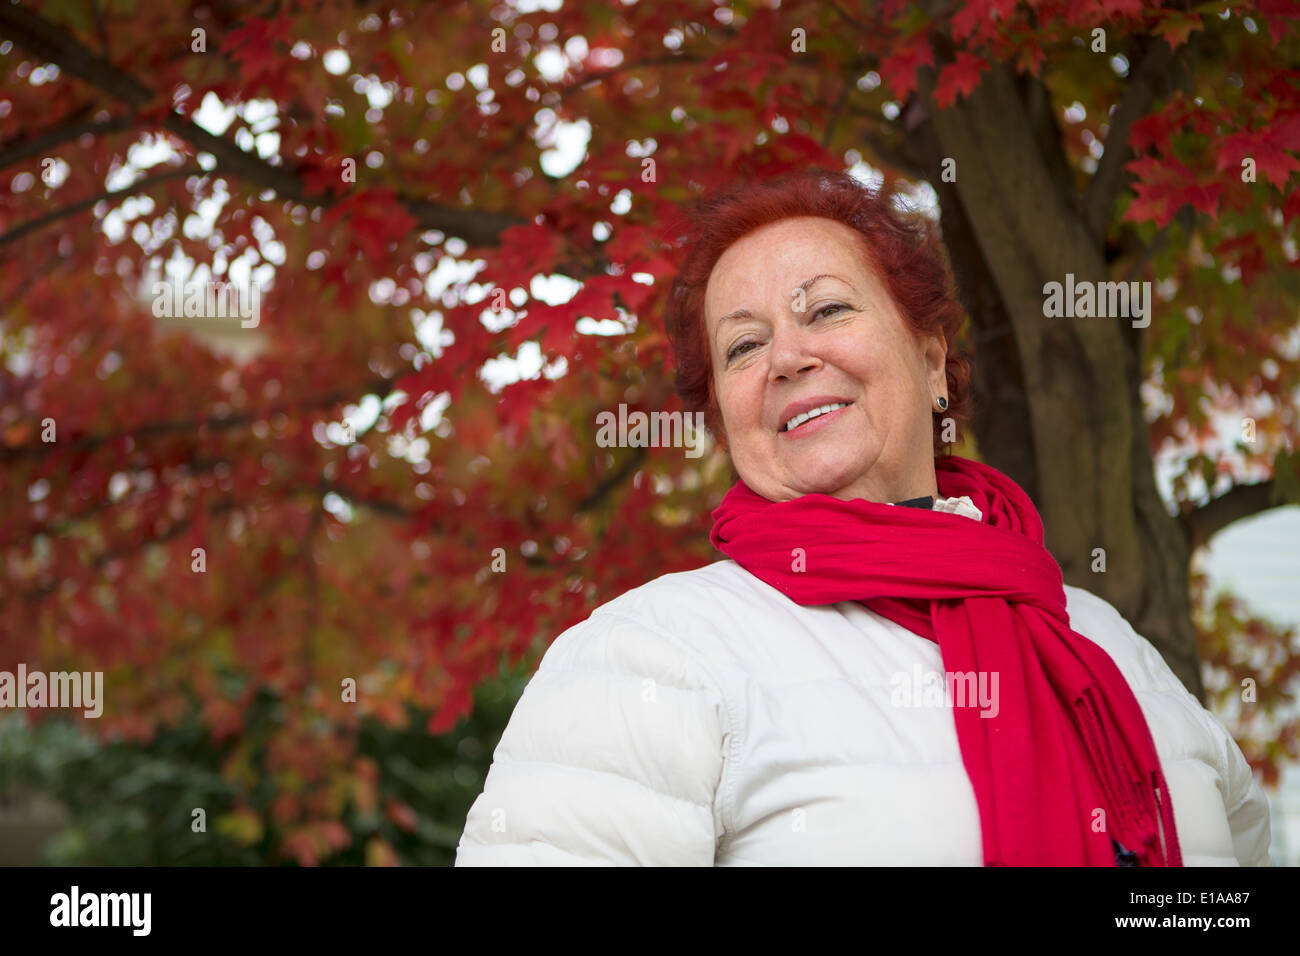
[933,495,984,522]
[883,495,984,522]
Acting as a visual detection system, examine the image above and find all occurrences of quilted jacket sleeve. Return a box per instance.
[454,607,732,866]
[1068,587,1274,866]
[1130,633,1272,866]
[1222,753,1274,866]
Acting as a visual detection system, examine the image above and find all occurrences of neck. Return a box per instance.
[831,466,938,505]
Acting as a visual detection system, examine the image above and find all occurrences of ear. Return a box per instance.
[920,332,948,400]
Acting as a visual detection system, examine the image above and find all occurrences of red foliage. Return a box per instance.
[1,0,1297,861]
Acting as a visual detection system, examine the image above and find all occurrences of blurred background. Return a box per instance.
[1,0,1298,865]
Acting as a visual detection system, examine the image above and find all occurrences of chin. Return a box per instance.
[789,462,864,498]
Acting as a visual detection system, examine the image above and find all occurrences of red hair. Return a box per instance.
[664,168,972,454]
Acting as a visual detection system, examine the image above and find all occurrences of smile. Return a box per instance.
[782,402,852,433]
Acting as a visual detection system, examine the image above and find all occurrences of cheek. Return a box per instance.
[827,328,880,371]
[719,372,763,428]
[852,340,914,391]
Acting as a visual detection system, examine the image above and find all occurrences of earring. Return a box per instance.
[935,396,948,412]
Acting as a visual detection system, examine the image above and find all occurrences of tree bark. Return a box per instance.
[915,63,1205,701]
[900,100,1040,502]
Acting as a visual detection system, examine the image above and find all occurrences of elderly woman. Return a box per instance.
[454,168,1272,866]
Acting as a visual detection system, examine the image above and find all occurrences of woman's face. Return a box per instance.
[703,216,948,504]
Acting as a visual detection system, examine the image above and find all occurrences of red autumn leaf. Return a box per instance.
[217,14,293,87]
[495,223,564,288]
[429,684,471,734]
[1016,42,1047,76]
[952,0,1018,43]
[322,188,419,261]
[384,799,419,833]
[1282,188,1300,228]
[1216,126,1300,191]
[1256,0,1300,44]
[1129,105,1181,155]
[1098,0,1146,16]
[1122,155,1223,227]
[933,53,987,109]
[506,277,622,351]
[1154,11,1202,51]
[951,0,993,42]
[878,35,934,102]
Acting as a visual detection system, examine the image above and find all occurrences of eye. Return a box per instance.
[726,340,757,362]
[726,304,848,361]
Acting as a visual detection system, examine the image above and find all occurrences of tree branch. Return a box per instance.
[1014,70,1077,217]
[825,0,870,33]
[0,376,395,461]
[301,505,322,691]
[0,3,525,247]
[845,108,928,180]
[20,496,239,602]
[554,53,706,104]
[315,480,412,520]
[822,73,853,150]
[0,114,132,170]
[1082,36,1175,243]
[576,445,648,512]
[0,165,198,249]
[0,246,74,318]
[17,458,232,539]
[90,0,110,58]
[1179,479,1279,551]
[1116,204,1195,284]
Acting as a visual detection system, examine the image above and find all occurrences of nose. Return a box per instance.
[768,320,822,383]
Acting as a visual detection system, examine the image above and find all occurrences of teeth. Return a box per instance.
[784,402,849,432]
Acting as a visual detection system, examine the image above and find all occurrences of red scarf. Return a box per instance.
[709,454,1182,866]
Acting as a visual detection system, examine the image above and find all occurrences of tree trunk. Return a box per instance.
[912,63,1205,702]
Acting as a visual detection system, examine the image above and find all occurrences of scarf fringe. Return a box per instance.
[1073,688,1180,866]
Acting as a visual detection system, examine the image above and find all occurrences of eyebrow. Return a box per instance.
[714,273,849,331]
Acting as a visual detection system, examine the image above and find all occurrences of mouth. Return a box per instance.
[781,401,853,434]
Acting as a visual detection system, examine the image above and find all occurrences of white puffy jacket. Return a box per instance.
[455,496,1273,866]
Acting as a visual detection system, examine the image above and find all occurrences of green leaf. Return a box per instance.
[1271,449,1300,506]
